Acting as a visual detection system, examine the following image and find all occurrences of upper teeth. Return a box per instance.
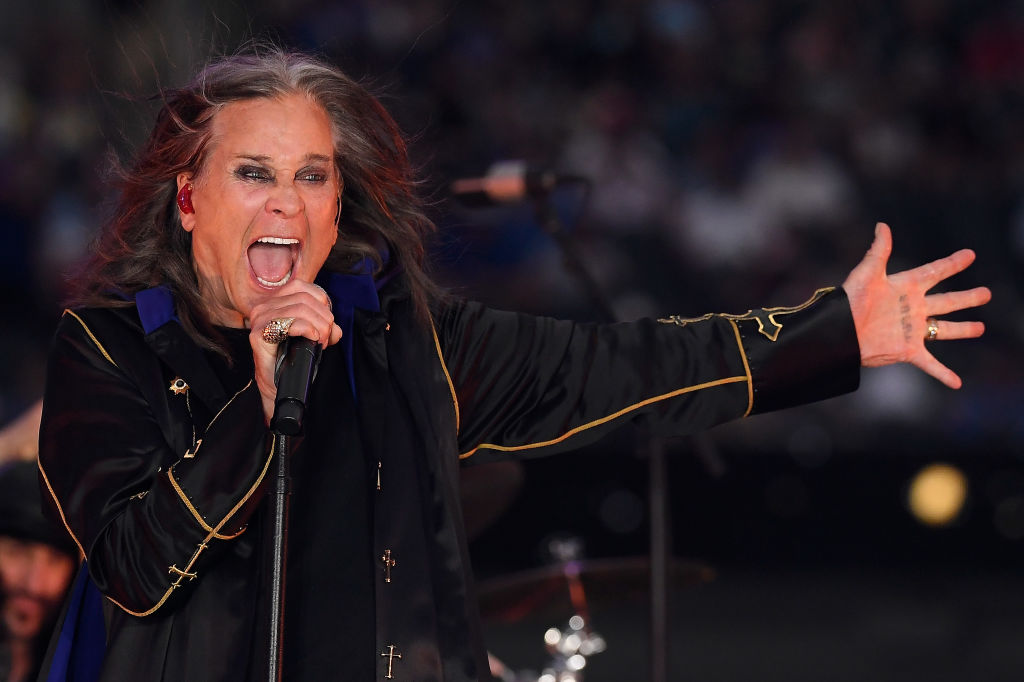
[256,237,299,245]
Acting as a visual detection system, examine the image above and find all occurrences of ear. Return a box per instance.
[176,173,196,232]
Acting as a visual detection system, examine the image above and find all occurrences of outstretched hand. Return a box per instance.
[842,223,991,389]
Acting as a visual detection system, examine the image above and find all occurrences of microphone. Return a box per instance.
[451,160,581,206]
[270,337,322,436]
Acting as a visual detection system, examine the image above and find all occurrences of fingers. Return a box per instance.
[278,316,329,345]
[278,317,344,347]
[926,287,992,317]
[249,281,339,349]
[857,222,893,274]
[923,286,989,344]
[328,321,344,345]
[841,222,893,293]
[869,222,893,262]
[913,316,983,389]
[928,319,986,341]
[914,351,963,389]
[905,248,976,290]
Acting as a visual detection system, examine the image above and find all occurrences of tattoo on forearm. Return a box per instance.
[899,294,912,342]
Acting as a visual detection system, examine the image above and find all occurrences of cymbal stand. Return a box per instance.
[536,538,607,681]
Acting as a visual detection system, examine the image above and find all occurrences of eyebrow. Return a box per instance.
[235,153,333,164]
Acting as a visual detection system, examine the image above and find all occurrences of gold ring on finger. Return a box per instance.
[925,317,939,342]
[262,317,296,345]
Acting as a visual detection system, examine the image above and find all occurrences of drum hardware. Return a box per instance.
[533,538,606,681]
[480,550,715,681]
[534,613,607,682]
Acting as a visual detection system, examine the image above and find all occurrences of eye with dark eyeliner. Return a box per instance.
[235,165,273,182]
[297,167,329,184]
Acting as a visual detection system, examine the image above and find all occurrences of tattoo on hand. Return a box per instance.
[899,294,912,342]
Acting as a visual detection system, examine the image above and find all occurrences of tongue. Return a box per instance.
[248,243,293,283]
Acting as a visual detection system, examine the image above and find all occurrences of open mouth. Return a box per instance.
[247,237,299,288]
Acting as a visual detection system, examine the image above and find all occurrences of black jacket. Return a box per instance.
[38,278,859,681]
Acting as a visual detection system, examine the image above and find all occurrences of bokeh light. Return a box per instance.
[908,463,968,527]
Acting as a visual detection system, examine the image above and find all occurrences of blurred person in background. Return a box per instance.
[0,461,76,682]
[0,402,42,467]
[35,47,989,681]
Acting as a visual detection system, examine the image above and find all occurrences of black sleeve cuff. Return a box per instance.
[737,287,861,415]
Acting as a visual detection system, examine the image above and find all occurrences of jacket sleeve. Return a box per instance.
[435,287,861,461]
[38,309,271,616]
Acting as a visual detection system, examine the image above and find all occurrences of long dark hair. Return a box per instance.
[74,47,440,354]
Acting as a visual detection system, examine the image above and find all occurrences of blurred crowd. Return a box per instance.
[0,0,1021,451]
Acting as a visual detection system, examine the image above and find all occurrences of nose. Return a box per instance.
[265,181,303,218]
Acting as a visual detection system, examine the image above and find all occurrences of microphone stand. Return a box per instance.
[532,197,616,324]
[266,345,317,682]
[266,430,291,682]
[531,195,671,682]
